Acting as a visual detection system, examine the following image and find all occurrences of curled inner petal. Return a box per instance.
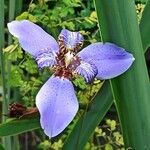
[59,29,84,52]
[75,61,98,83]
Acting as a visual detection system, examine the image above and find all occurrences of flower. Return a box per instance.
[7,20,135,138]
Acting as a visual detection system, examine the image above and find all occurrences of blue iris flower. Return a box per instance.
[8,20,134,138]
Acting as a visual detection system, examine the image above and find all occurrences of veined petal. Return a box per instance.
[36,76,79,138]
[59,29,84,50]
[75,61,98,83]
[7,20,59,57]
[35,52,56,68]
[78,42,135,79]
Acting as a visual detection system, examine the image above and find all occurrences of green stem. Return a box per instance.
[7,0,16,102]
[8,1,20,150]
[0,0,12,149]
[0,0,7,111]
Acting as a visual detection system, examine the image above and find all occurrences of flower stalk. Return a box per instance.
[0,0,12,149]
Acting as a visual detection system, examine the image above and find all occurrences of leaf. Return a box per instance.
[94,0,150,149]
[63,81,113,150]
[105,144,113,150]
[3,44,18,53]
[140,0,150,50]
[0,144,5,150]
[0,117,40,137]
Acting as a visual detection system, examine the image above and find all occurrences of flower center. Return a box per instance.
[65,51,74,67]
[54,36,81,79]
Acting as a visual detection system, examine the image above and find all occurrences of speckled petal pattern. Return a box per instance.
[36,76,79,137]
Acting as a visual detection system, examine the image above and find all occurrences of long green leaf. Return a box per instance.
[94,0,150,149]
[140,0,150,50]
[15,0,23,16]
[7,0,16,102]
[0,144,5,150]
[7,1,19,150]
[63,81,113,150]
[0,117,40,137]
[0,0,6,110]
[0,0,12,149]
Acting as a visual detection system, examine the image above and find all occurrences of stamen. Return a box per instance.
[67,56,81,71]
[73,42,83,54]
[65,51,74,67]
[58,36,68,54]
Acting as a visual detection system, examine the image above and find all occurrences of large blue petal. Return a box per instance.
[78,42,135,79]
[7,20,59,58]
[59,29,84,50]
[36,76,79,138]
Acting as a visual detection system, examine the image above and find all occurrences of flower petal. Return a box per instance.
[36,76,79,138]
[7,20,59,57]
[78,42,135,79]
[35,52,56,68]
[75,61,98,83]
[59,29,84,50]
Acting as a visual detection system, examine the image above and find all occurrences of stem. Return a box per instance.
[0,0,12,149]
[7,0,16,102]
[0,0,7,111]
[8,1,21,150]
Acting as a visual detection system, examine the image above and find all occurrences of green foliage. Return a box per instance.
[0,144,5,150]
[0,117,40,137]
[73,76,102,105]
[8,66,23,87]
[20,57,38,74]
[38,139,63,150]
[72,75,87,90]
[16,0,99,40]
[136,3,145,22]
[95,119,124,149]
[77,79,101,106]
[106,119,116,131]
